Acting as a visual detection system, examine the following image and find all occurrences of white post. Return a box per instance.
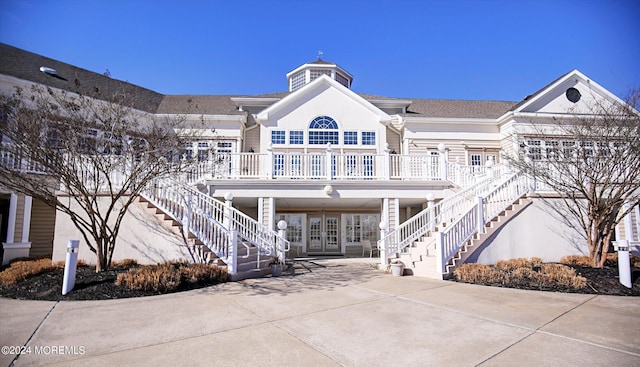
[426,193,435,232]
[5,193,17,244]
[266,144,274,179]
[435,232,444,275]
[21,196,32,243]
[229,230,238,275]
[486,156,495,180]
[383,143,391,180]
[277,220,287,264]
[224,192,234,230]
[62,240,79,295]
[379,220,389,267]
[325,143,333,180]
[615,240,632,288]
[438,143,448,180]
[477,196,485,235]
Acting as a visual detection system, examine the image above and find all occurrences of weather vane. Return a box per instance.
[317,50,324,60]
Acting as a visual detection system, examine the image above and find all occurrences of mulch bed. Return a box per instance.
[450,265,640,296]
[0,265,221,301]
[1,264,639,301]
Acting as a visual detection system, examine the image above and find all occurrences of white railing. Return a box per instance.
[435,172,529,274]
[141,178,289,273]
[379,170,508,261]
[177,150,494,185]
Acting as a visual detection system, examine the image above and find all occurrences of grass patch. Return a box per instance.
[454,257,587,291]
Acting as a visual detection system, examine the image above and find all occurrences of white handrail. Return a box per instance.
[379,170,508,260]
[436,172,528,274]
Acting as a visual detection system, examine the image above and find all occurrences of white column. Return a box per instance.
[5,193,17,244]
[21,196,32,243]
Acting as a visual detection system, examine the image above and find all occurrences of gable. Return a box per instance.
[516,70,624,115]
[255,75,391,129]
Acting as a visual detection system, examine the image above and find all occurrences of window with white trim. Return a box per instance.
[289,130,304,145]
[271,130,286,144]
[309,116,339,145]
[361,131,376,145]
[344,131,358,145]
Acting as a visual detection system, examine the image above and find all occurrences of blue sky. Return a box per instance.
[1,0,638,102]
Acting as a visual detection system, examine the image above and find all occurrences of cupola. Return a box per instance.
[286,53,353,92]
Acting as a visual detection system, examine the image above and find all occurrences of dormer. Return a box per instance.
[286,57,353,92]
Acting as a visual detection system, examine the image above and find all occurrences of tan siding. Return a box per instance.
[28,199,55,257]
[409,139,502,165]
[13,194,25,243]
[385,127,401,153]
[244,126,261,152]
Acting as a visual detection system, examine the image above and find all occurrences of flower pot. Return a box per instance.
[390,263,404,276]
[271,264,282,277]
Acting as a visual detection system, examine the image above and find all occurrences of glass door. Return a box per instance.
[307,213,341,254]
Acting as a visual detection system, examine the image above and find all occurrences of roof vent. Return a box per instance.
[39,66,67,80]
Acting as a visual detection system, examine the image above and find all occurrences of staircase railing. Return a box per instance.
[141,178,289,274]
[378,170,509,262]
[435,171,529,274]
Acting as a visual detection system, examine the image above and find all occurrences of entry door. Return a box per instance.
[308,214,341,254]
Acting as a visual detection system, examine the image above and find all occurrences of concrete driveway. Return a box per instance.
[1,258,639,366]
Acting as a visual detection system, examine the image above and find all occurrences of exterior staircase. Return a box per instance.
[396,197,532,278]
[381,169,530,279]
[140,178,288,281]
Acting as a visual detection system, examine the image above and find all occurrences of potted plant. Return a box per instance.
[388,259,405,277]
[270,256,283,277]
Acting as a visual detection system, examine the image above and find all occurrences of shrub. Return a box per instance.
[111,258,139,268]
[0,258,56,285]
[115,262,181,292]
[180,263,228,284]
[540,263,587,289]
[559,255,591,267]
[453,263,505,284]
[456,258,587,291]
[495,257,543,272]
[115,261,227,293]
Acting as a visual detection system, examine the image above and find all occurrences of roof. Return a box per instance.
[0,43,164,113]
[0,42,519,120]
[401,99,518,119]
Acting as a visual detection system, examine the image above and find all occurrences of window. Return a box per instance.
[290,71,306,91]
[470,154,482,166]
[276,214,303,243]
[526,140,542,161]
[309,69,331,82]
[336,73,349,88]
[289,130,304,144]
[345,214,379,243]
[309,116,339,145]
[344,131,358,145]
[361,131,376,145]
[271,130,286,144]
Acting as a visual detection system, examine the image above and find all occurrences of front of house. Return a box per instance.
[1,43,638,276]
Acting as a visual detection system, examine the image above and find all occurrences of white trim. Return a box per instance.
[21,196,32,243]
[6,193,17,244]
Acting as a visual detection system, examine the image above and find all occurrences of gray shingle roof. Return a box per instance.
[0,43,164,113]
[401,99,517,119]
[0,43,520,120]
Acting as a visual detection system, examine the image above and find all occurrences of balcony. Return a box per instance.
[182,149,499,187]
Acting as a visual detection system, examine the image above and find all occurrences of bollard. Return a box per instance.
[615,240,632,288]
[62,240,80,295]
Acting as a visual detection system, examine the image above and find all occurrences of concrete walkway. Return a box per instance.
[1,258,639,367]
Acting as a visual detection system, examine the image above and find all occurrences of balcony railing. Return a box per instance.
[181,149,495,186]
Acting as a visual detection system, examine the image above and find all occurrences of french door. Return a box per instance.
[307,213,341,254]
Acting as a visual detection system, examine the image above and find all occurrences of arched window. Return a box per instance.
[309,116,339,145]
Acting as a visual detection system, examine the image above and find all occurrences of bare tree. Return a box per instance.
[507,89,640,267]
[0,84,196,271]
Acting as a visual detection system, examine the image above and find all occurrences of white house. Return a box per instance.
[1,43,637,279]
